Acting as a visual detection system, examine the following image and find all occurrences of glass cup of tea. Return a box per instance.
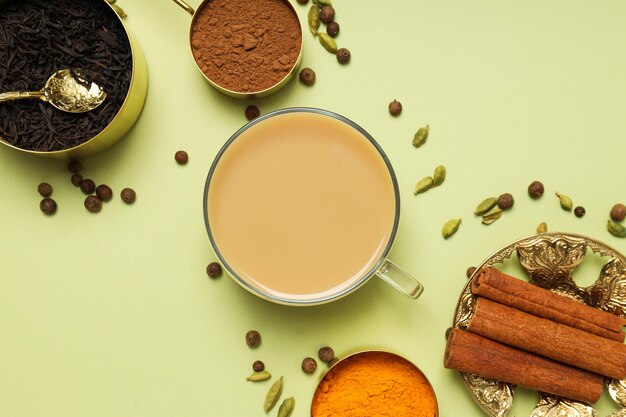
[203,108,423,305]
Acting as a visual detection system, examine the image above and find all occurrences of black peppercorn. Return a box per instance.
[611,204,626,222]
[466,266,477,279]
[206,262,222,278]
[388,100,402,116]
[96,184,113,202]
[67,159,82,173]
[319,6,335,23]
[299,67,316,86]
[336,48,351,65]
[574,206,586,218]
[38,182,53,197]
[80,179,96,195]
[120,188,136,204]
[71,173,83,187]
[245,105,260,121]
[301,357,317,374]
[252,360,265,372]
[246,330,261,348]
[84,195,102,213]
[318,346,335,364]
[497,193,514,210]
[40,197,57,215]
[528,181,545,199]
[175,150,189,165]
[326,21,340,38]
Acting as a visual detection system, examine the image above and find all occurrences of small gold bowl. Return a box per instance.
[0,1,148,159]
[311,349,439,417]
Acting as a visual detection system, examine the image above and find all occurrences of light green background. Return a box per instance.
[1,1,626,416]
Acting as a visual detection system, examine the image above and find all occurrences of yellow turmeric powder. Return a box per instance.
[311,351,438,417]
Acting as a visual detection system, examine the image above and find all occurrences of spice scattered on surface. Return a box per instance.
[247,370,272,382]
[556,192,573,211]
[278,397,296,417]
[299,67,316,85]
[84,195,102,213]
[497,193,514,210]
[318,346,335,364]
[96,184,113,202]
[611,204,626,222]
[307,5,320,35]
[318,32,337,53]
[302,357,318,374]
[336,48,350,64]
[120,188,136,204]
[311,351,437,417]
[412,125,429,148]
[80,179,96,195]
[264,376,283,412]
[253,360,265,372]
[326,21,339,37]
[246,330,261,348]
[37,182,53,198]
[528,181,545,199]
[608,220,626,238]
[40,197,57,215]
[244,105,260,121]
[413,176,434,195]
[466,266,477,279]
[481,207,503,225]
[433,165,446,187]
[297,0,308,4]
[574,206,586,218]
[442,218,461,239]
[67,160,82,173]
[319,5,335,23]
[474,197,497,216]
[71,173,83,187]
[175,150,189,165]
[537,222,548,234]
[206,262,223,278]
[388,100,402,116]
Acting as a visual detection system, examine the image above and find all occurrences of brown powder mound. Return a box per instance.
[190,0,301,93]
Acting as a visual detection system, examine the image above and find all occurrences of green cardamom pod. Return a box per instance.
[474,197,497,216]
[433,165,446,186]
[555,192,573,211]
[110,3,127,18]
[412,125,430,148]
[308,5,320,35]
[608,220,626,238]
[246,370,271,382]
[481,208,503,225]
[263,376,283,412]
[413,176,434,195]
[537,222,548,234]
[318,33,338,53]
[316,0,333,5]
[277,397,295,417]
[442,218,461,239]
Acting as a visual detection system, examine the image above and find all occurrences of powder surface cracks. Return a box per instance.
[190,0,301,93]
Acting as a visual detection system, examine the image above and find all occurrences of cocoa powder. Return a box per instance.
[190,0,301,93]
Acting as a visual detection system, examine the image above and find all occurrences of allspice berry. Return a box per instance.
[326,21,340,38]
[611,204,626,222]
[175,150,189,165]
[40,197,57,215]
[252,360,265,372]
[84,195,102,213]
[120,188,136,204]
[318,346,335,364]
[71,173,83,187]
[246,330,261,348]
[296,0,308,4]
[96,184,113,202]
[37,182,53,197]
[244,105,260,121]
[80,179,96,195]
[466,266,477,279]
[528,181,545,199]
[497,193,514,210]
[67,159,82,173]
[319,6,335,23]
[299,67,316,86]
[388,100,402,116]
[302,357,317,374]
[206,262,222,278]
[574,206,586,218]
[336,48,351,65]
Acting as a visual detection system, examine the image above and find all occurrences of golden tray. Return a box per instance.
[452,232,626,417]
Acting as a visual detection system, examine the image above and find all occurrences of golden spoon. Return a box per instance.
[0,69,106,113]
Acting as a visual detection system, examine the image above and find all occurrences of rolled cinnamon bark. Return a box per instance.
[468,298,626,380]
[471,267,626,342]
[444,328,604,404]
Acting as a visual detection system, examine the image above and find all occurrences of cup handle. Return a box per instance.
[375,259,424,299]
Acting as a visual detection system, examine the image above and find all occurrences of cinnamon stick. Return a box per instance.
[471,267,626,342]
[444,329,604,404]
[468,298,626,380]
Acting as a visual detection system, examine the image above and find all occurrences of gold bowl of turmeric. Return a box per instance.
[311,350,438,417]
